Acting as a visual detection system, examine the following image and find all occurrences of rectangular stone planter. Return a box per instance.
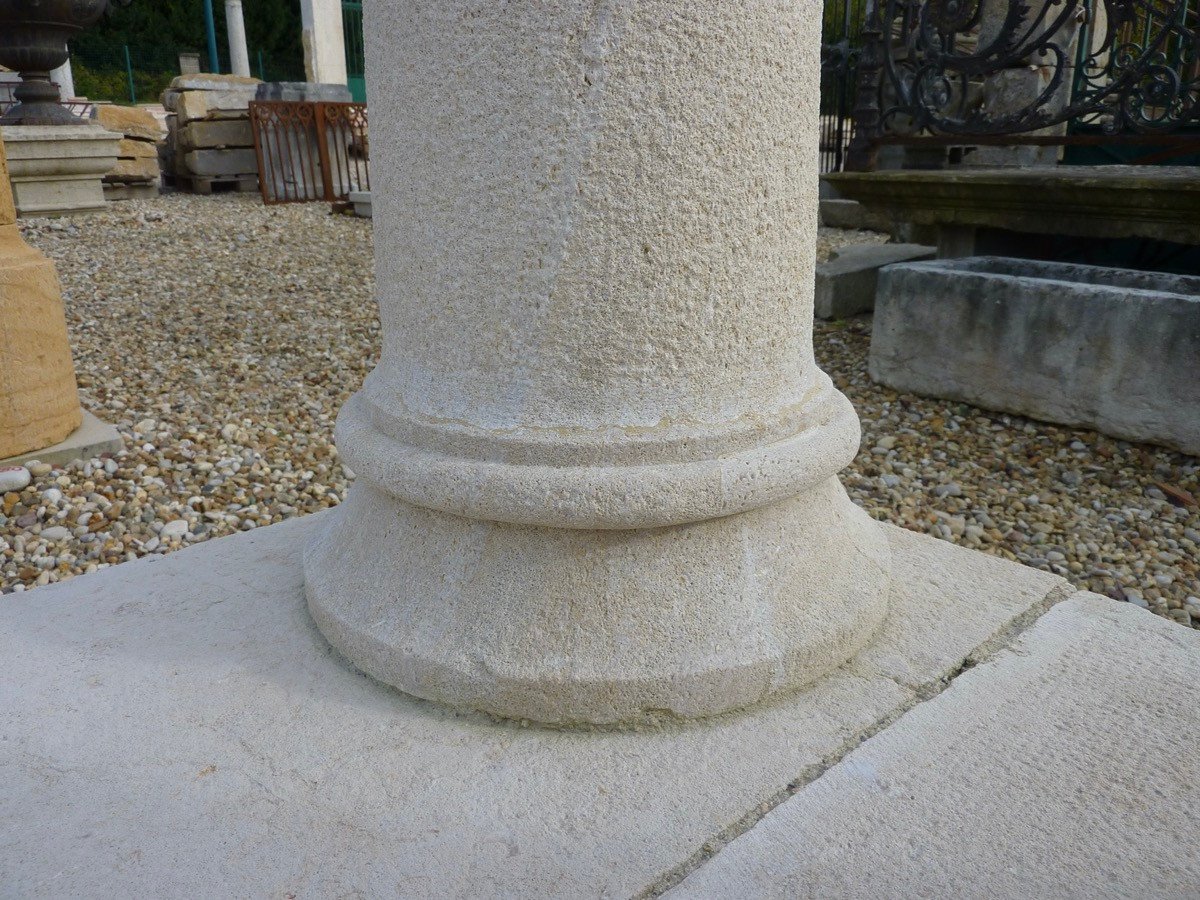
[870,257,1200,455]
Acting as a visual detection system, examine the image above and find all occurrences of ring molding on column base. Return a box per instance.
[304,475,891,726]
[335,381,864,531]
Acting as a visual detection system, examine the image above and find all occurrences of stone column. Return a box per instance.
[224,0,252,78]
[0,134,82,459]
[299,0,347,85]
[305,0,892,726]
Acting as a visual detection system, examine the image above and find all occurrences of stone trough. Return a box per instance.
[870,257,1200,456]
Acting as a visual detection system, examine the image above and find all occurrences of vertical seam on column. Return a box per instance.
[505,0,625,424]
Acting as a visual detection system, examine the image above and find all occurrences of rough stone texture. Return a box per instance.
[0,512,1071,896]
[182,148,258,177]
[827,166,1200,246]
[0,124,121,217]
[94,104,166,142]
[673,594,1200,898]
[0,410,122,469]
[870,257,1200,456]
[105,157,161,182]
[177,118,253,150]
[0,136,82,458]
[116,137,159,159]
[176,90,255,124]
[308,0,895,724]
[814,243,934,319]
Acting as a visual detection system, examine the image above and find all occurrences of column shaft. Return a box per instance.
[305,0,892,726]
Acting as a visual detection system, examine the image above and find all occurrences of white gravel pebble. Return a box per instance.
[0,467,31,493]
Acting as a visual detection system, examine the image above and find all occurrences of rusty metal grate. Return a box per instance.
[249,100,369,204]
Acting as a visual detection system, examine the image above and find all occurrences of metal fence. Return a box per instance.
[249,100,370,204]
[343,1,367,103]
[68,42,304,106]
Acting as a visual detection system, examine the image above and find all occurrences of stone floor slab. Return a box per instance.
[0,410,123,469]
[0,513,1069,897]
[673,594,1200,899]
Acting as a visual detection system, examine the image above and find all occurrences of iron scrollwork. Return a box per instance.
[846,0,1200,169]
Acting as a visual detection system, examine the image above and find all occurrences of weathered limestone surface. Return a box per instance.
[0,123,121,216]
[814,243,934,319]
[0,136,82,458]
[306,0,895,725]
[0,513,1073,897]
[673,595,1200,899]
[95,104,166,142]
[870,258,1200,456]
[116,137,158,159]
[827,166,1200,246]
[176,118,253,150]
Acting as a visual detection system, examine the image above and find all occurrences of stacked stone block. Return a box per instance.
[95,105,166,201]
[161,74,260,194]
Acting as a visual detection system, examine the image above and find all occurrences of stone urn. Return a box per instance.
[0,0,126,125]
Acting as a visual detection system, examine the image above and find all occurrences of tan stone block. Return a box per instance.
[176,91,210,123]
[94,105,165,142]
[105,157,161,182]
[117,138,158,159]
[0,225,82,459]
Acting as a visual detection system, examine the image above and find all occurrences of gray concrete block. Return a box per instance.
[814,243,934,319]
[183,147,258,177]
[0,410,122,468]
[0,514,1070,896]
[870,257,1200,455]
[674,594,1200,898]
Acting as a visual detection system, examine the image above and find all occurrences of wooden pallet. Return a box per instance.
[167,173,259,196]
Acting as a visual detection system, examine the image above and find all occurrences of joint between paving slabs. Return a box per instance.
[635,579,1082,899]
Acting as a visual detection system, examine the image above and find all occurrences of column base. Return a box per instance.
[304,476,891,725]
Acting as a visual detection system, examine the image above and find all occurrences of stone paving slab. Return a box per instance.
[673,594,1200,899]
[0,410,123,469]
[0,513,1069,897]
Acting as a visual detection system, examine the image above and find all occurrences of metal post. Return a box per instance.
[203,0,221,73]
[123,44,136,104]
[258,49,266,80]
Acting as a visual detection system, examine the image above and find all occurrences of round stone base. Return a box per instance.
[305,476,891,726]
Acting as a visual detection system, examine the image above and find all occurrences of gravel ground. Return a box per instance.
[3,194,1197,630]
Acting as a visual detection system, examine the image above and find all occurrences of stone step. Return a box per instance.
[814,242,935,319]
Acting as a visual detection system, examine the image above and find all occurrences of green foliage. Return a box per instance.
[68,0,306,103]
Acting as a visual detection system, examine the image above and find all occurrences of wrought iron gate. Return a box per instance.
[249,101,370,204]
[821,0,869,171]
[843,0,1200,169]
